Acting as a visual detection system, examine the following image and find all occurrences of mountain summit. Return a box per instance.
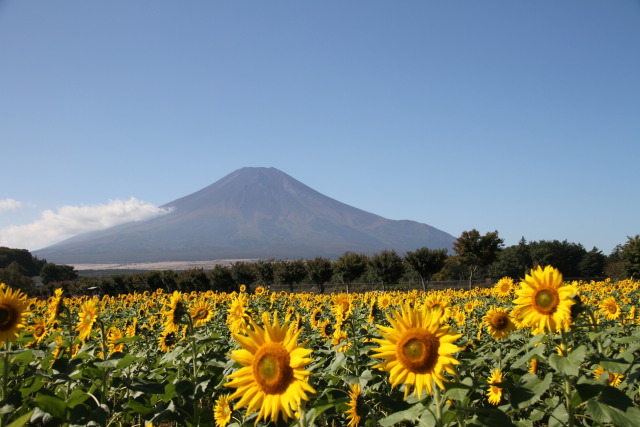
[34,167,455,263]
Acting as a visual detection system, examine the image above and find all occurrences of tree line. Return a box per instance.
[1,232,639,296]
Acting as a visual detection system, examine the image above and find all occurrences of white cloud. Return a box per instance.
[0,198,23,213]
[0,198,173,250]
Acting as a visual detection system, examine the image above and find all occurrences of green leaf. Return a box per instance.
[509,373,553,409]
[66,388,90,409]
[444,377,473,401]
[512,345,546,369]
[548,345,586,376]
[378,402,426,426]
[34,394,67,419]
[6,410,34,427]
[548,403,569,427]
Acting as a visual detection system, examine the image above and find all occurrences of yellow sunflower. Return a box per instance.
[27,317,48,346]
[331,328,350,353]
[345,382,362,427]
[483,307,516,340]
[371,304,461,398]
[593,365,624,387]
[224,312,316,424]
[107,327,125,354]
[190,299,214,327]
[161,291,186,334]
[486,368,503,405]
[528,358,538,375]
[158,329,179,352]
[0,285,29,343]
[493,277,514,297]
[513,265,577,334]
[46,288,65,325]
[213,394,232,427]
[598,297,621,321]
[75,299,99,342]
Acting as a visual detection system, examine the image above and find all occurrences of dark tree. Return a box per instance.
[274,260,307,293]
[255,259,275,288]
[333,252,368,294]
[404,247,448,291]
[305,257,333,294]
[453,229,503,287]
[40,263,78,285]
[210,265,235,293]
[529,240,587,278]
[620,235,640,278]
[0,262,35,294]
[230,261,257,291]
[578,247,606,277]
[488,237,532,280]
[368,250,405,291]
[177,268,210,292]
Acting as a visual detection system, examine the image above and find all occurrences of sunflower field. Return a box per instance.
[1,265,640,426]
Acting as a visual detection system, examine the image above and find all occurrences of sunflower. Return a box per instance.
[494,277,514,297]
[598,297,621,321]
[75,299,99,342]
[486,368,503,405]
[371,304,461,398]
[483,307,516,340]
[318,319,334,338]
[345,382,362,427]
[46,288,65,325]
[161,291,186,334]
[26,318,48,347]
[107,327,125,354]
[593,365,624,387]
[190,299,214,327]
[254,285,266,296]
[528,358,538,375]
[213,394,232,427]
[227,294,251,334]
[0,284,29,343]
[513,265,577,334]
[331,327,350,353]
[158,329,179,353]
[224,312,316,424]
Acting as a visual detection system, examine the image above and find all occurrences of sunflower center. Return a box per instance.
[490,314,509,330]
[0,304,17,331]
[396,328,440,374]
[194,308,208,320]
[253,342,293,395]
[607,304,618,314]
[533,289,558,314]
[35,325,46,337]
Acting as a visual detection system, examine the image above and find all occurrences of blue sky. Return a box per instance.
[1,0,638,256]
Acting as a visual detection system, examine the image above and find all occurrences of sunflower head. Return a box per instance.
[75,299,99,342]
[486,368,503,405]
[225,312,316,424]
[345,383,362,427]
[213,394,232,427]
[513,265,577,334]
[0,285,29,343]
[483,307,515,340]
[371,303,461,399]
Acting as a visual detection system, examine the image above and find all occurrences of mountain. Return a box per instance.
[34,167,456,263]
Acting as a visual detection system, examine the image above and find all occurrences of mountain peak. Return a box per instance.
[34,167,455,263]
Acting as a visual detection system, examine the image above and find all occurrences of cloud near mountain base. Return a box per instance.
[0,198,173,251]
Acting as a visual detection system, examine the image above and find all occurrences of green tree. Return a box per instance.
[230,261,257,291]
[578,247,606,277]
[529,240,586,277]
[255,259,275,288]
[0,262,36,294]
[274,260,307,293]
[620,235,640,278]
[368,250,405,291]
[404,247,448,291]
[305,257,333,294]
[489,237,532,280]
[40,263,79,285]
[453,229,503,287]
[333,252,368,294]
[210,265,235,293]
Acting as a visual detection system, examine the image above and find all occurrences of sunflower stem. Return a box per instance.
[560,329,575,427]
[185,313,200,426]
[2,339,10,403]
[433,381,443,427]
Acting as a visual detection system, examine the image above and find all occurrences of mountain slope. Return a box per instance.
[34,167,455,263]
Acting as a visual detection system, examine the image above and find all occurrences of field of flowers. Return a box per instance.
[1,265,640,426]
